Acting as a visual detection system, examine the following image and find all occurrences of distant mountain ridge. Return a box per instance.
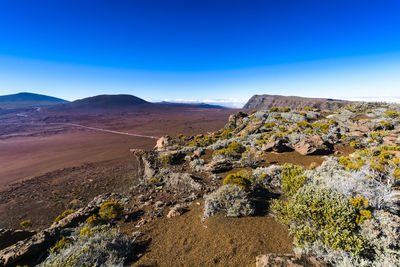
[157,101,228,109]
[0,92,67,103]
[243,94,349,110]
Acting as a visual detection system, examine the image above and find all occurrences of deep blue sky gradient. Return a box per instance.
[0,0,399,105]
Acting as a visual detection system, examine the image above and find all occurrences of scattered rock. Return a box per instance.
[163,172,204,192]
[261,135,292,152]
[167,209,181,218]
[204,159,233,173]
[383,129,400,146]
[154,135,172,151]
[294,135,333,155]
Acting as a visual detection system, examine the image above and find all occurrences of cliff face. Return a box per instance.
[243,94,349,110]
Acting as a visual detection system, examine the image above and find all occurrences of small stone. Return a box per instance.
[167,209,181,218]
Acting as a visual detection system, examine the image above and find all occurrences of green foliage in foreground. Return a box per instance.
[272,185,371,256]
[280,164,307,196]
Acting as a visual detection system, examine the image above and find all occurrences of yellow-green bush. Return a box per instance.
[281,164,307,196]
[282,107,291,112]
[148,177,158,184]
[99,201,124,220]
[222,170,252,191]
[350,141,362,149]
[272,185,370,255]
[350,197,372,226]
[54,209,75,223]
[50,237,72,253]
[270,107,280,112]
[380,120,394,130]
[384,110,399,118]
[304,107,313,111]
[296,121,310,129]
[311,122,330,134]
[214,142,246,159]
[20,220,32,229]
[85,200,124,227]
[86,214,102,227]
[394,169,400,179]
[159,153,175,164]
[264,122,276,129]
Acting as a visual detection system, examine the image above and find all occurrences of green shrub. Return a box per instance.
[282,107,291,112]
[269,107,280,112]
[20,220,32,229]
[85,200,124,227]
[214,142,246,159]
[99,200,124,220]
[296,121,310,129]
[54,209,75,223]
[223,170,252,191]
[264,122,276,129]
[50,237,72,253]
[380,120,394,130]
[281,164,307,196]
[384,110,399,118]
[272,185,370,255]
[350,141,362,149]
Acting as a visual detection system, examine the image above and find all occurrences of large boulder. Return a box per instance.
[0,228,61,266]
[383,129,400,146]
[0,229,35,250]
[154,135,172,151]
[227,111,248,131]
[294,135,333,155]
[262,135,292,153]
[162,171,204,192]
[130,149,160,181]
[238,121,264,135]
[204,159,233,173]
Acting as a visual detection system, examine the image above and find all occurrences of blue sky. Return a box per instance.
[0,0,400,107]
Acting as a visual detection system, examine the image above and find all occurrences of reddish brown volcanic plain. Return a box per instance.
[0,106,235,188]
[0,105,236,228]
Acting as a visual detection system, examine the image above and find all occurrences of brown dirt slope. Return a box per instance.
[125,202,293,267]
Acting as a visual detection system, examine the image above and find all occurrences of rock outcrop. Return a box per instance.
[294,135,333,155]
[262,135,292,152]
[0,229,35,250]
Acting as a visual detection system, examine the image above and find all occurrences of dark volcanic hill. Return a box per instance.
[243,94,349,110]
[48,94,151,112]
[0,92,67,103]
[0,92,68,109]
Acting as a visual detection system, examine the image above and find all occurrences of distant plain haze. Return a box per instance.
[1,0,400,107]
